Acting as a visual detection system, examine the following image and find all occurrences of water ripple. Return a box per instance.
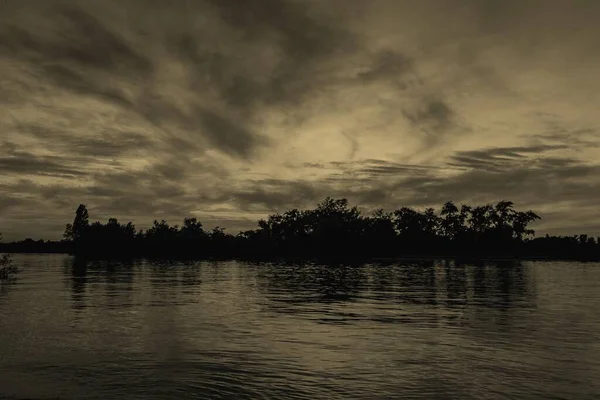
[1,255,599,399]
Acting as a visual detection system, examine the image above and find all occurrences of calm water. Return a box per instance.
[1,255,599,399]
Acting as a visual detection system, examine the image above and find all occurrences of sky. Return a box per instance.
[1,0,599,241]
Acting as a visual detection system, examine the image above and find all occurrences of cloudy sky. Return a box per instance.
[1,0,599,241]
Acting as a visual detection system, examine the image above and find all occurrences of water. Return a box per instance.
[1,255,599,399]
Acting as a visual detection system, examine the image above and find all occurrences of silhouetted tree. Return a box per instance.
[64,204,90,242]
[48,198,600,261]
[180,217,205,240]
[361,209,396,256]
[511,209,541,240]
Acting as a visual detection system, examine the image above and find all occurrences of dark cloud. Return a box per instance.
[91,168,189,201]
[1,0,600,240]
[470,0,600,38]
[231,179,318,212]
[471,0,542,35]
[213,153,600,233]
[302,163,326,169]
[55,6,152,72]
[172,0,358,109]
[325,159,455,179]
[85,186,125,198]
[457,145,568,158]
[360,164,445,176]
[0,196,29,213]
[39,185,87,200]
[358,159,455,174]
[448,145,570,172]
[357,50,416,88]
[198,108,266,158]
[3,150,600,240]
[134,97,268,159]
[0,149,89,178]
[17,123,154,157]
[223,174,398,215]
[1,1,282,159]
[0,8,151,75]
[151,162,187,182]
[404,99,453,130]
[205,0,355,62]
[100,196,195,220]
[376,158,600,213]
[530,126,600,147]
[39,63,133,107]
[0,170,203,237]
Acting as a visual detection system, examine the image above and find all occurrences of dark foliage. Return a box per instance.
[3,198,588,261]
[2,198,599,260]
[0,238,72,254]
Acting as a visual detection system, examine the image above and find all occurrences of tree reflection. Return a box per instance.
[256,260,536,327]
[67,257,88,311]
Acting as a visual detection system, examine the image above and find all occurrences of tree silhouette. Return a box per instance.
[35,198,596,261]
[64,204,90,242]
[180,217,205,240]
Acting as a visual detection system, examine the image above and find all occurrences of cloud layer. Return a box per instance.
[1,0,599,240]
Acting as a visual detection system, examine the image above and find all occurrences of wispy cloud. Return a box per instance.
[1,0,600,240]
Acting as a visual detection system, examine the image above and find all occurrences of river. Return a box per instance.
[1,254,599,399]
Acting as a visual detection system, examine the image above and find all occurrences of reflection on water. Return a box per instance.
[1,255,599,399]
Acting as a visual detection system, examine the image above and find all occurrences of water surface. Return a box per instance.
[1,255,599,399]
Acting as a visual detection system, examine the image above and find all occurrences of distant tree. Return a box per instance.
[57,197,585,260]
[367,209,395,238]
[392,207,423,237]
[311,198,362,251]
[146,220,178,242]
[180,217,205,240]
[511,210,541,240]
[468,204,494,236]
[440,201,472,240]
[440,201,459,239]
[422,207,441,237]
[64,204,90,242]
[362,209,396,254]
[210,226,226,239]
[487,200,517,241]
[123,222,137,239]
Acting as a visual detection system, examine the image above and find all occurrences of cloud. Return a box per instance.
[215,148,600,236]
[0,6,151,75]
[0,149,89,178]
[0,0,282,159]
[387,157,600,214]
[403,99,454,132]
[1,0,600,240]
[39,64,134,108]
[447,145,570,172]
[0,196,30,213]
[231,179,319,212]
[357,50,416,88]
[197,108,267,158]
[164,0,360,117]
[16,123,155,158]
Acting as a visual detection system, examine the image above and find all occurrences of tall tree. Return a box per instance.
[64,204,90,242]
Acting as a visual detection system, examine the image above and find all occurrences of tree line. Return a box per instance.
[47,197,600,260]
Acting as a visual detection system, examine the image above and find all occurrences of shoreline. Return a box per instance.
[3,251,599,263]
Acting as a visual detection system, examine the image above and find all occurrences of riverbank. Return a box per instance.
[4,250,600,263]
